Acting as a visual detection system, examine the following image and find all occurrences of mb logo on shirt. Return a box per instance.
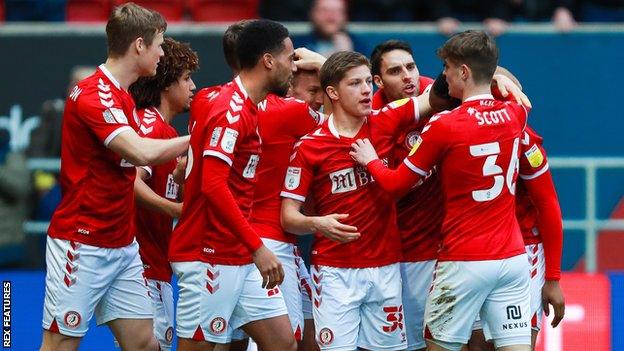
[329,160,387,194]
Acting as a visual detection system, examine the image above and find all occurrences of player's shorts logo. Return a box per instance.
[210,317,227,335]
[506,305,522,320]
[165,326,174,342]
[318,327,334,346]
[63,311,81,328]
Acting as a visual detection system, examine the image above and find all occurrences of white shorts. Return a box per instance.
[476,244,546,337]
[401,260,436,350]
[311,264,407,351]
[146,279,175,350]
[297,252,314,321]
[172,261,288,343]
[424,254,531,350]
[42,237,152,337]
[526,243,545,330]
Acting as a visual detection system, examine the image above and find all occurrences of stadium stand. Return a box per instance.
[188,0,260,22]
[112,0,186,22]
[66,0,112,22]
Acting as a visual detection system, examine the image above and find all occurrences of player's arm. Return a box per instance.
[494,65,522,90]
[133,167,182,219]
[294,47,327,71]
[108,130,190,167]
[281,198,360,243]
[350,138,422,198]
[202,156,283,289]
[523,170,565,328]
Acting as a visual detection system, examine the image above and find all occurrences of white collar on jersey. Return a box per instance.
[98,64,121,90]
[464,93,494,102]
[327,114,340,139]
[234,76,249,99]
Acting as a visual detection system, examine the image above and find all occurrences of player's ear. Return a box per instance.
[262,53,274,70]
[134,37,145,54]
[326,85,339,101]
[460,64,469,81]
[373,75,384,89]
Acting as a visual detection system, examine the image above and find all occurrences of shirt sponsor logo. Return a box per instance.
[524,144,544,168]
[221,128,238,154]
[285,167,302,190]
[210,127,222,147]
[329,168,357,194]
[242,155,260,179]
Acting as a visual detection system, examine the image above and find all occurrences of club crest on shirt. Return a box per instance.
[524,144,544,168]
[408,136,423,157]
[405,131,420,150]
[285,167,302,190]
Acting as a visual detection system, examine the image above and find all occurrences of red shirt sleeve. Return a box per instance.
[366,159,421,198]
[523,170,563,280]
[280,141,314,202]
[77,89,134,146]
[404,113,449,176]
[201,156,263,253]
[378,97,422,138]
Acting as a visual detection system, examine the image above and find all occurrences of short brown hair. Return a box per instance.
[223,19,255,72]
[129,37,199,109]
[320,51,370,91]
[106,2,167,58]
[437,30,498,85]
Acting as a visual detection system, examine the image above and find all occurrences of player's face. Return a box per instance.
[139,32,165,77]
[290,71,323,111]
[336,65,373,118]
[443,59,464,99]
[165,70,196,114]
[269,38,297,97]
[377,49,420,101]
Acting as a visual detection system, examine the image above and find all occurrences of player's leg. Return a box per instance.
[310,265,363,351]
[525,244,545,351]
[232,264,295,351]
[401,260,436,351]
[467,328,495,351]
[480,254,531,351]
[97,241,158,350]
[359,264,407,351]
[40,238,116,350]
[173,262,245,350]
[423,260,495,351]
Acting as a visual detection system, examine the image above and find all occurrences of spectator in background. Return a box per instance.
[510,0,577,32]
[28,66,94,221]
[433,0,513,36]
[296,0,356,57]
[0,130,31,267]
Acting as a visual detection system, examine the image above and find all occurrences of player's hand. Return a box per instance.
[542,280,565,327]
[313,214,360,243]
[294,48,327,71]
[252,245,284,289]
[492,74,532,109]
[173,156,187,185]
[350,138,379,166]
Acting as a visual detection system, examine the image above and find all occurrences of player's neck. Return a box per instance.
[332,108,366,138]
[238,71,269,105]
[155,101,175,124]
[103,57,139,90]
[461,84,492,102]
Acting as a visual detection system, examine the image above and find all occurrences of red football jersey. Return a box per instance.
[251,95,324,243]
[169,77,262,265]
[134,107,179,282]
[281,97,423,268]
[404,94,528,261]
[517,126,550,245]
[48,64,140,248]
[377,75,442,262]
[371,75,434,110]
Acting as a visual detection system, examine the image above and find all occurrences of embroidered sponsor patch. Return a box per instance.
[285,167,302,190]
[210,127,222,147]
[220,128,238,154]
[108,107,128,124]
[524,144,544,168]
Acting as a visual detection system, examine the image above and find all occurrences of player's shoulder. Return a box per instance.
[373,96,415,117]
[521,125,543,146]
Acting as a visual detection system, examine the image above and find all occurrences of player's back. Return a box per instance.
[49,65,138,248]
[424,94,528,261]
[251,94,322,243]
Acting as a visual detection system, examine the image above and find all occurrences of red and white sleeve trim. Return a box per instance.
[403,158,428,176]
[280,191,306,202]
[103,126,133,147]
[203,150,233,167]
[519,163,549,180]
[411,97,420,124]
